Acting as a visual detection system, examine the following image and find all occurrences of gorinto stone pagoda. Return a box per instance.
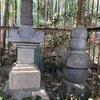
[62,26,93,98]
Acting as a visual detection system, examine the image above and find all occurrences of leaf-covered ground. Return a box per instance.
[0,48,100,100]
[42,61,100,100]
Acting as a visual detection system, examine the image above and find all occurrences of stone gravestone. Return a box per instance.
[61,26,93,98]
[9,25,49,100]
[8,0,49,99]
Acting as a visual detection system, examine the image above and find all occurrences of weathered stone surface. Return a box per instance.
[21,8,32,18]
[9,68,40,89]
[34,46,43,68]
[61,26,93,98]
[21,0,33,25]
[17,25,35,37]
[61,78,91,98]
[71,26,87,39]
[21,1,32,11]
[21,18,33,25]
[55,52,72,68]
[17,47,35,64]
[12,64,38,71]
[67,51,93,68]
[54,45,67,57]
[56,57,65,68]
[63,68,88,83]
[70,39,86,51]
[9,25,44,43]
[9,82,49,100]
[11,90,32,100]
[3,81,50,100]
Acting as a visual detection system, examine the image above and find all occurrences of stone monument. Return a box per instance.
[9,25,49,100]
[61,26,93,98]
[8,0,49,99]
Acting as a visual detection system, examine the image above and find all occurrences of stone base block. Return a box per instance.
[9,83,49,100]
[9,68,40,89]
[61,78,91,98]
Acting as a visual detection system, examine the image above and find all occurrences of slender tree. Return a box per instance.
[2,0,9,52]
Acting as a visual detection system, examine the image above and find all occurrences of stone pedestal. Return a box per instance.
[9,25,49,100]
[62,78,90,98]
[9,65,40,90]
[62,26,93,98]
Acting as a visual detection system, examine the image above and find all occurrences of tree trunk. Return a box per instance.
[2,0,9,53]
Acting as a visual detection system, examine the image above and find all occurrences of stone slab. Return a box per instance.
[17,47,34,64]
[9,82,49,100]
[12,64,38,71]
[9,69,40,89]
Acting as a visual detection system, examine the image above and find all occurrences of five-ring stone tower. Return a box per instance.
[62,26,93,98]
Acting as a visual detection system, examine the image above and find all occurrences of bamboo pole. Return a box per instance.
[2,0,9,52]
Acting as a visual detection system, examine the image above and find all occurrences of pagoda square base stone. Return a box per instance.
[61,78,91,98]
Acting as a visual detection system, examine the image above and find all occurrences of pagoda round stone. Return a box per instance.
[70,39,86,51]
[71,26,87,39]
[63,68,88,83]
